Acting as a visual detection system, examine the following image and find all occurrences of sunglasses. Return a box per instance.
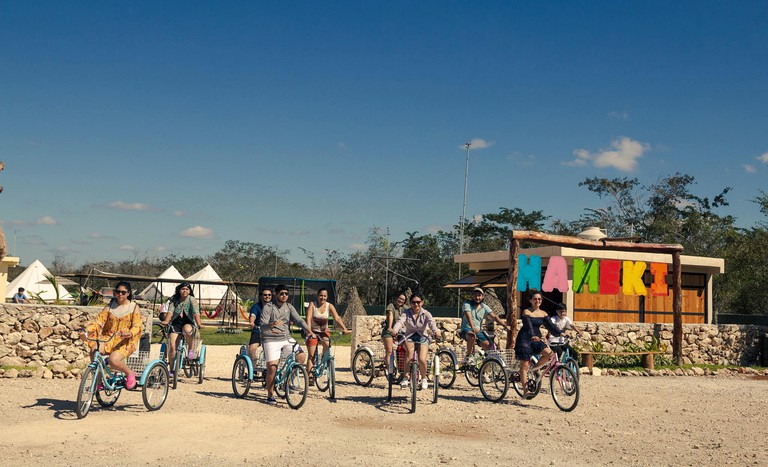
[262,293,272,297]
[410,300,422,304]
[278,292,289,296]
[114,290,128,295]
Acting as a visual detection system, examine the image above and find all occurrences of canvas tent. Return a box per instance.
[6,259,73,303]
[138,265,184,301]
[186,264,229,306]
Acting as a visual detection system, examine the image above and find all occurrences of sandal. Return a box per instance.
[125,372,137,390]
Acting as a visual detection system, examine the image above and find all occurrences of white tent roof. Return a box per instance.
[186,264,228,304]
[138,265,184,301]
[7,259,73,302]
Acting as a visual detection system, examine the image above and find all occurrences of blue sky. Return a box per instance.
[2,1,767,268]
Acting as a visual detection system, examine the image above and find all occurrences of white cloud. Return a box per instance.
[757,152,768,164]
[744,164,757,173]
[35,216,58,225]
[89,232,116,239]
[608,111,630,120]
[105,201,153,211]
[338,142,347,150]
[119,244,136,251]
[179,226,215,239]
[459,138,494,150]
[173,210,186,217]
[154,245,167,252]
[349,243,366,251]
[565,137,649,172]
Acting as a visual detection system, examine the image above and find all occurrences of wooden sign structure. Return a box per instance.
[506,230,684,365]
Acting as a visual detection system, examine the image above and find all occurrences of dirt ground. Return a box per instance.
[1,345,767,466]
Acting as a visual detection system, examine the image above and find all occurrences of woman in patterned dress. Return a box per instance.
[160,282,202,374]
[80,281,142,389]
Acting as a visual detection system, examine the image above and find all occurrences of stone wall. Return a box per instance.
[0,304,152,379]
[351,316,767,367]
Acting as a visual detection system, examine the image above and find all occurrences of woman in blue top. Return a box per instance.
[514,290,562,396]
[391,293,441,390]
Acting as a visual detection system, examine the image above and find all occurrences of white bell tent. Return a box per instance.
[138,265,184,301]
[186,264,228,306]
[6,259,73,303]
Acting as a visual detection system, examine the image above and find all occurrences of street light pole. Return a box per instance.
[458,142,471,311]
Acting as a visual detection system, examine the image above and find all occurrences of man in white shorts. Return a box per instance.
[259,284,314,405]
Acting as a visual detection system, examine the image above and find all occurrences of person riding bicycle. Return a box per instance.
[515,290,562,396]
[259,284,315,405]
[547,302,577,360]
[305,288,350,383]
[160,282,202,375]
[79,281,142,390]
[391,293,441,390]
[248,287,272,362]
[459,287,506,362]
[382,292,407,377]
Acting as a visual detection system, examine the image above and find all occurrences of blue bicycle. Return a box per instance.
[232,339,308,409]
[309,333,340,400]
[76,332,169,419]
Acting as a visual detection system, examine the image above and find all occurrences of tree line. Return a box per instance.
[27,173,768,316]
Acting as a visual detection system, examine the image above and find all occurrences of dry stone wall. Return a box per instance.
[351,316,767,367]
[0,304,152,379]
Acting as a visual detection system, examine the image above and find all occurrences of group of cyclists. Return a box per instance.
[79,279,575,406]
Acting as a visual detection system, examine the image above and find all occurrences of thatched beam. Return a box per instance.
[512,230,683,254]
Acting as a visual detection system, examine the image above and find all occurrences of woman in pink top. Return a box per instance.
[391,293,441,390]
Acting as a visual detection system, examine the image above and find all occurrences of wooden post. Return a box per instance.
[672,251,683,365]
[506,234,519,350]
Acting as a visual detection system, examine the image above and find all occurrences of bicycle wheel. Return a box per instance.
[316,355,330,392]
[231,356,251,398]
[387,354,394,402]
[479,359,509,403]
[328,358,336,400]
[550,365,579,412]
[285,365,309,410]
[95,384,121,408]
[409,362,418,414]
[431,354,439,404]
[198,347,206,384]
[351,348,375,387]
[142,362,169,411]
[464,354,480,387]
[436,350,456,389]
[564,357,580,380]
[172,353,180,390]
[183,356,193,378]
[76,366,97,419]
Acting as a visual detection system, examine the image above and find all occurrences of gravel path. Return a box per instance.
[1,345,766,466]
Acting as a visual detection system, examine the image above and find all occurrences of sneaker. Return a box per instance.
[97,381,104,391]
[400,379,410,389]
[169,370,175,378]
[187,349,196,360]
[420,378,428,390]
[125,372,136,390]
[266,396,277,405]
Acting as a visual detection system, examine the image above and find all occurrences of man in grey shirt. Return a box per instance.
[259,284,314,405]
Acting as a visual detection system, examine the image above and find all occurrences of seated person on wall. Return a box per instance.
[459,288,506,361]
[12,287,30,304]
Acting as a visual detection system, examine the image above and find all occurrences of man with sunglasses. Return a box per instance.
[259,284,315,405]
[459,288,506,363]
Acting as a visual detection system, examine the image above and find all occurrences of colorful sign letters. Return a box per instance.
[517,254,669,296]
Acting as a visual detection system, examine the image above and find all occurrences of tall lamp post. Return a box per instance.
[458,142,471,311]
